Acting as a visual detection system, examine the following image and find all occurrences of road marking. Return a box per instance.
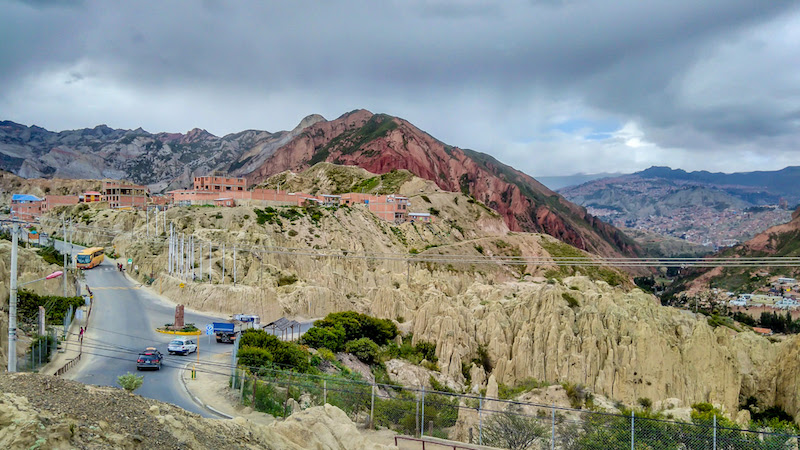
[91,286,140,290]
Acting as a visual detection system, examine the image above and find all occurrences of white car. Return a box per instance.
[167,337,197,355]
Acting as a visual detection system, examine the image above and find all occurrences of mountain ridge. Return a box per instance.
[1,111,640,258]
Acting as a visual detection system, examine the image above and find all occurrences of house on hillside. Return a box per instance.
[10,194,43,221]
[83,191,102,202]
[753,327,773,336]
[102,180,149,210]
[194,174,247,192]
[42,195,79,212]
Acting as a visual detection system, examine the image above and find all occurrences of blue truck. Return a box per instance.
[213,322,237,343]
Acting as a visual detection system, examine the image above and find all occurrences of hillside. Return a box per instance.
[560,172,793,250]
[670,207,800,294]
[244,110,639,258]
[0,170,100,206]
[26,166,800,425]
[1,112,639,258]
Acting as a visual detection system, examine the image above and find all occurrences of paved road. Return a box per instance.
[49,241,232,418]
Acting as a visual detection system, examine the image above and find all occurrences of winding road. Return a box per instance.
[52,241,231,418]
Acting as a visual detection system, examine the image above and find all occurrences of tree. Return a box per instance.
[117,372,144,392]
[482,407,548,450]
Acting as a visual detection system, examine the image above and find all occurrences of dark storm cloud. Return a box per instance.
[1,0,798,174]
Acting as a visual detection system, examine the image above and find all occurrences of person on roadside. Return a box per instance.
[79,327,84,343]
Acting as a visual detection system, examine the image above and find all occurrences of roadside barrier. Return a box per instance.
[54,353,81,377]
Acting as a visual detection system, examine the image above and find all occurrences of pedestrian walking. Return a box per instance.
[79,327,84,343]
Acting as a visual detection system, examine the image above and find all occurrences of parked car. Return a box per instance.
[167,337,197,355]
[137,347,163,370]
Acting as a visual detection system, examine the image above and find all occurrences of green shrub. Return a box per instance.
[562,292,580,309]
[317,348,336,361]
[300,325,346,352]
[421,195,431,203]
[117,372,144,392]
[428,207,440,216]
[238,346,274,369]
[239,329,310,372]
[638,397,653,409]
[313,311,398,346]
[345,337,380,364]
[277,273,298,286]
[498,378,550,399]
[287,229,298,237]
[563,382,589,409]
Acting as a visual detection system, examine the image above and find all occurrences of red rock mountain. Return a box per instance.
[246,110,639,258]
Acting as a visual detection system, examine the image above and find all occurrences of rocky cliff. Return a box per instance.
[36,171,800,424]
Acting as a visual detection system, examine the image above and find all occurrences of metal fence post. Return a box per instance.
[713,415,717,450]
[478,396,483,446]
[240,371,245,404]
[421,386,426,437]
[551,404,556,450]
[631,410,635,450]
[415,392,420,438]
[324,379,327,404]
[370,384,375,428]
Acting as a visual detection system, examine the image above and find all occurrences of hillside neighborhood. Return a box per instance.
[9,174,433,225]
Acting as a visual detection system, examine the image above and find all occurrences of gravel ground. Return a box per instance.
[0,373,397,450]
[0,373,262,449]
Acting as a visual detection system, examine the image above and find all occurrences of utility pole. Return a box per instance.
[7,224,19,372]
[233,245,237,286]
[168,224,172,274]
[222,244,225,284]
[146,208,149,238]
[62,217,67,296]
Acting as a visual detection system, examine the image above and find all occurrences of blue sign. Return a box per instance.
[205,324,214,335]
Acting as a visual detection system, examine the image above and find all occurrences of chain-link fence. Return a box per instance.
[232,366,800,449]
[18,328,58,372]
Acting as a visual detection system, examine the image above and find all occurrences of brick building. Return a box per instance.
[10,194,43,221]
[42,195,79,212]
[102,180,149,210]
[194,175,247,193]
[83,191,102,202]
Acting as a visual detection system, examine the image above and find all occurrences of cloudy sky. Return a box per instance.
[2,0,799,177]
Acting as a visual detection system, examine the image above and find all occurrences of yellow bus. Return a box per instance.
[76,247,105,269]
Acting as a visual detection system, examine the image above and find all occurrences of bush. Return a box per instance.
[17,291,84,325]
[482,406,548,450]
[300,325,346,352]
[117,372,144,392]
[562,292,580,309]
[317,348,336,361]
[277,273,298,286]
[638,397,653,409]
[563,382,589,409]
[313,311,398,346]
[345,337,381,364]
[239,329,310,372]
[238,346,274,369]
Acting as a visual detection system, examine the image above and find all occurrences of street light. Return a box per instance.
[7,222,64,372]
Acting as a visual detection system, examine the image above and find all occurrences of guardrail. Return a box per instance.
[54,353,81,377]
[394,436,478,449]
